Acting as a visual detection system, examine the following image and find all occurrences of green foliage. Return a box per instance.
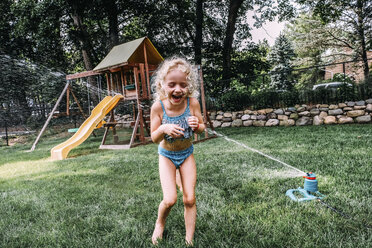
[231,42,271,77]
[293,69,322,90]
[216,79,251,111]
[268,34,296,91]
[212,78,372,111]
[297,0,353,24]
[7,0,68,69]
[285,12,326,64]
[5,0,366,128]
[330,73,355,84]
[284,12,328,89]
[0,0,12,54]
[249,89,299,109]
[296,0,371,78]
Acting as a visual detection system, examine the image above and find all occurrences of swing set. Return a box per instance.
[30,37,215,160]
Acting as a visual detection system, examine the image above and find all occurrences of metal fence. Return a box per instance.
[207,58,372,111]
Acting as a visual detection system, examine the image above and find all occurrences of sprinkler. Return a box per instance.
[286,172,325,202]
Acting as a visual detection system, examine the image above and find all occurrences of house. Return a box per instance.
[324,50,372,82]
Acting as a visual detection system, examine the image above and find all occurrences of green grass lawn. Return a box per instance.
[0,125,371,247]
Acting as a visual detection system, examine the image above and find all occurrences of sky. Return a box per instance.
[246,10,286,46]
[250,21,285,46]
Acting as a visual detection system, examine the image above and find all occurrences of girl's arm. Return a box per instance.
[150,101,185,143]
[150,101,165,143]
[188,98,205,134]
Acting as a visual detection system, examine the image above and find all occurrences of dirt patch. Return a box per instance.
[8,135,29,146]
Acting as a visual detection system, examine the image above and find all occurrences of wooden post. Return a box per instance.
[30,81,70,151]
[134,67,145,142]
[132,103,136,121]
[129,112,141,147]
[140,63,147,98]
[106,73,111,96]
[120,69,125,95]
[112,73,116,93]
[101,127,110,146]
[111,73,115,93]
[199,65,208,138]
[130,72,133,85]
[124,71,128,87]
[109,72,117,141]
[115,73,120,93]
[66,85,70,116]
[143,43,151,98]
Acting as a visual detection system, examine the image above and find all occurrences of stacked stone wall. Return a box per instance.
[210,99,372,128]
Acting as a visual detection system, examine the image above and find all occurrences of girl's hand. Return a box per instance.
[188,116,199,131]
[161,124,185,138]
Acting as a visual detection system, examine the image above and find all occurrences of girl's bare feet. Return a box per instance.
[185,239,194,247]
[152,222,164,245]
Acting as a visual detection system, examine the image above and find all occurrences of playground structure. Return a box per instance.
[35,37,214,160]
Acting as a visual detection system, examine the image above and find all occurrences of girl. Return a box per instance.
[150,57,205,245]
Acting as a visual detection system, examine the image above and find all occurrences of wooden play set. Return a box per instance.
[31,37,215,160]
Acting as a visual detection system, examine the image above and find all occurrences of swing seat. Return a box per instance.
[286,188,325,202]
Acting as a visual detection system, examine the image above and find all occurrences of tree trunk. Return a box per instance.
[356,0,369,80]
[222,0,244,81]
[105,0,119,50]
[195,0,203,65]
[68,1,98,104]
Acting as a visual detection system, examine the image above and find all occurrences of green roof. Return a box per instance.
[93,37,163,72]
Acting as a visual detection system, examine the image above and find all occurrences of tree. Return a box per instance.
[297,0,372,79]
[0,0,300,118]
[104,0,119,49]
[0,0,69,123]
[222,0,245,81]
[0,0,68,69]
[285,13,327,67]
[0,0,13,55]
[218,0,297,89]
[284,12,330,87]
[67,0,96,71]
[268,33,296,90]
[195,0,204,65]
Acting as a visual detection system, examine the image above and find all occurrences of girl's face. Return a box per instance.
[163,69,189,105]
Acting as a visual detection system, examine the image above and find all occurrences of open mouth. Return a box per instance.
[172,94,183,102]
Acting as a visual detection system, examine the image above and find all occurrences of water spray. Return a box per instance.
[208,129,370,228]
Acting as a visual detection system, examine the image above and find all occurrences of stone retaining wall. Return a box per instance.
[209,99,372,128]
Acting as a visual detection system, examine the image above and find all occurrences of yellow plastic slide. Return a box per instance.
[51,94,123,160]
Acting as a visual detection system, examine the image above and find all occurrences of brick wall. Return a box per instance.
[324,51,372,82]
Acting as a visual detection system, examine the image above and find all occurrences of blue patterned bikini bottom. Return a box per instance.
[158,145,194,169]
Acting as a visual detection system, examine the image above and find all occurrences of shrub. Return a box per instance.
[216,80,251,111]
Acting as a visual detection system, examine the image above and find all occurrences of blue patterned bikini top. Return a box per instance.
[160,98,193,143]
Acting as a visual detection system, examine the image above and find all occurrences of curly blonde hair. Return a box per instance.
[152,57,200,101]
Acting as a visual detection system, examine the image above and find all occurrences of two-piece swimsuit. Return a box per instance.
[158,98,194,169]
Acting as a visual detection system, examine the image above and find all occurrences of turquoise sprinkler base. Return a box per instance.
[286,188,325,202]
